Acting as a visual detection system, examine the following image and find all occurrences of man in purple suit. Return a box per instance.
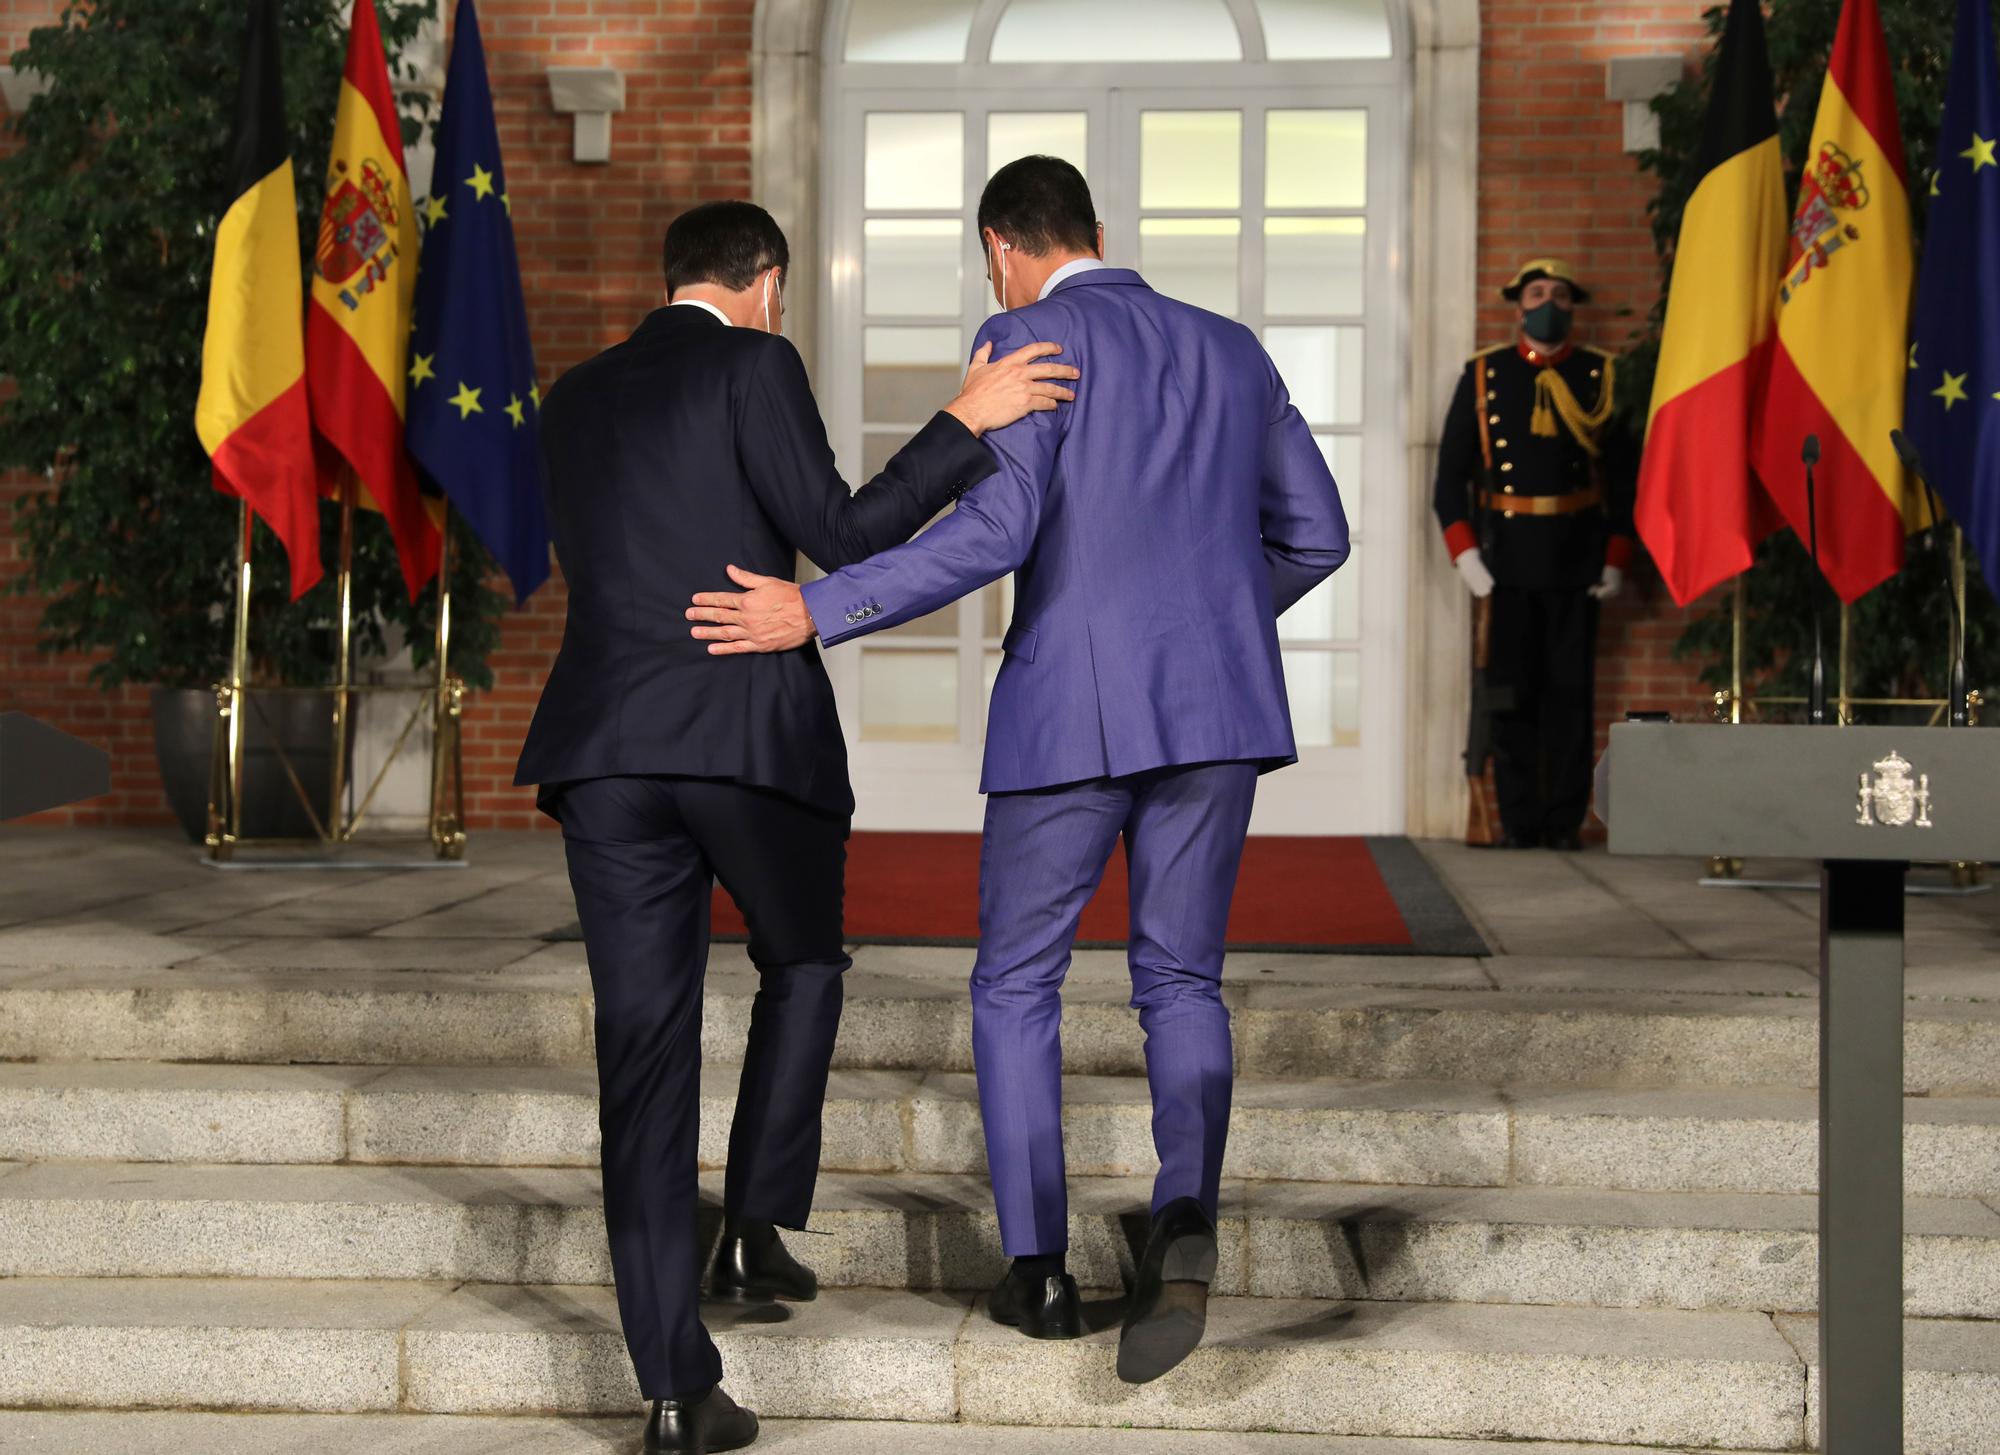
[686,157,1349,1384]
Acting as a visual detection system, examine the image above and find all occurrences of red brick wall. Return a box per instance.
[2,0,1726,833]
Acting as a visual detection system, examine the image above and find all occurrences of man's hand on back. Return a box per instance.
[944,340,1078,437]
[688,565,815,654]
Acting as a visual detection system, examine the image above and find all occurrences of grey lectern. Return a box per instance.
[0,711,110,820]
[1606,722,2000,1453]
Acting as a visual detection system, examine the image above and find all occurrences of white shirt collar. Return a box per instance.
[669,298,732,326]
[1039,257,1109,301]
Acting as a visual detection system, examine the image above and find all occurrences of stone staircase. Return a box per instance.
[1,849,1999,1451]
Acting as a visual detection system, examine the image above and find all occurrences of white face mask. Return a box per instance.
[761,269,782,335]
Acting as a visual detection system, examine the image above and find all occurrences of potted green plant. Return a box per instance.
[0,0,504,839]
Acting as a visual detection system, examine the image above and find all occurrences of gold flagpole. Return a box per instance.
[328,472,357,842]
[206,502,255,860]
[1837,600,1852,725]
[1730,575,1745,724]
[430,511,465,859]
[1954,525,1969,718]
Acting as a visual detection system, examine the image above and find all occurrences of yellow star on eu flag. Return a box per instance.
[409,353,436,386]
[505,393,526,428]
[448,382,484,419]
[1964,133,1999,172]
[501,191,511,216]
[466,164,496,201]
[1910,342,1920,371]
[529,383,542,410]
[424,194,448,227]
[1935,371,1970,411]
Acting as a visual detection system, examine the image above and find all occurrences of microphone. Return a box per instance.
[1892,429,1968,727]
[1802,434,1827,726]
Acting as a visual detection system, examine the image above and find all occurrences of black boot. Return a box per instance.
[1117,1196,1217,1384]
[708,1216,818,1303]
[642,1385,758,1453]
[987,1256,1081,1339]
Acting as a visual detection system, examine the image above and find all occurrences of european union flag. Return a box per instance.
[1907,0,2000,596]
[406,0,550,603]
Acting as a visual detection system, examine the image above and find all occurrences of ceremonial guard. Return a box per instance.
[1434,259,1635,850]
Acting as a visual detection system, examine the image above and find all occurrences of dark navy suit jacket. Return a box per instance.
[802,268,1350,794]
[516,305,994,818]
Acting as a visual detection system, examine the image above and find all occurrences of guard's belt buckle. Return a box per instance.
[1479,485,1603,517]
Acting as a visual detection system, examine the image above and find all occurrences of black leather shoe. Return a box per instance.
[1118,1196,1217,1384]
[642,1385,758,1453]
[987,1260,1082,1339]
[708,1217,817,1303]
[1493,831,1536,850]
[1544,830,1584,852]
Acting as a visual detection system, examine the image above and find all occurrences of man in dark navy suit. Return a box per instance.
[515,201,1075,1454]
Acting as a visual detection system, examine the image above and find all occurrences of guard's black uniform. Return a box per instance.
[1434,338,1636,844]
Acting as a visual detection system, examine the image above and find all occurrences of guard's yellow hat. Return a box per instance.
[1500,258,1591,304]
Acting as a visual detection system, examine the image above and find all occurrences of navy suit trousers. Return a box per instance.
[555,774,850,1400]
[973,761,1258,1257]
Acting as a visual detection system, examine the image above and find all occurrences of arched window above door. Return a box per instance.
[840,0,1396,65]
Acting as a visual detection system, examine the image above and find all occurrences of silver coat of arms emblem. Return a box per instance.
[1856,750,1933,828]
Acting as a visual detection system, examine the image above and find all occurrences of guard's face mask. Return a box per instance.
[1522,299,1573,345]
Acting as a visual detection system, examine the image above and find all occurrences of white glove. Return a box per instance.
[1454,547,1495,599]
[1588,564,1625,601]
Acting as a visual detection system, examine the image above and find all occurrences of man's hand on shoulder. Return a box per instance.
[944,339,1078,438]
[688,565,816,654]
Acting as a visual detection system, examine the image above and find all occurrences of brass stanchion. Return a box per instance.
[429,514,466,860]
[1730,573,1745,725]
[1708,577,1747,880]
[204,503,255,861]
[328,472,357,842]
[1837,600,1853,726]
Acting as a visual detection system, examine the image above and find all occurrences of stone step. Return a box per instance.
[5,1276,1997,1449]
[5,957,1998,1093]
[4,1162,1997,1319]
[0,1411,1741,1455]
[4,1060,1999,1199]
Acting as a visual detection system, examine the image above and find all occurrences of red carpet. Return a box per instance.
[710,832,1418,951]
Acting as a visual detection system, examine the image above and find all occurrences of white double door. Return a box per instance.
[818,81,1407,834]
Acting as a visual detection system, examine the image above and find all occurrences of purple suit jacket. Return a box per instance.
[803,268,1350,794]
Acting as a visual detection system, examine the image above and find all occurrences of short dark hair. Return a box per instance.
[978,156,1097,257]
[662,200,789,293]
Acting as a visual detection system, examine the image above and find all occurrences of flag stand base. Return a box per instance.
[204,500,466,866]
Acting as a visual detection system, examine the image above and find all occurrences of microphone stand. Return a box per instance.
[1804,435,1828,725]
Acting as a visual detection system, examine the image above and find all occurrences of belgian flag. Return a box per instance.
[1634,0,1788,606]
[195,0,322,599]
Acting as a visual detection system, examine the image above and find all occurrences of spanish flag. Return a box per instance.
[304,0,440,601]
[195,0,321,600]
[1750,0,1921,603]
[1635,0,1787,607]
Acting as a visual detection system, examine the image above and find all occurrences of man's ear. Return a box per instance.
[1094,221,1105,260]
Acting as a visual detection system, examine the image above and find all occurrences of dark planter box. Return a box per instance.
[150,686,352,844]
